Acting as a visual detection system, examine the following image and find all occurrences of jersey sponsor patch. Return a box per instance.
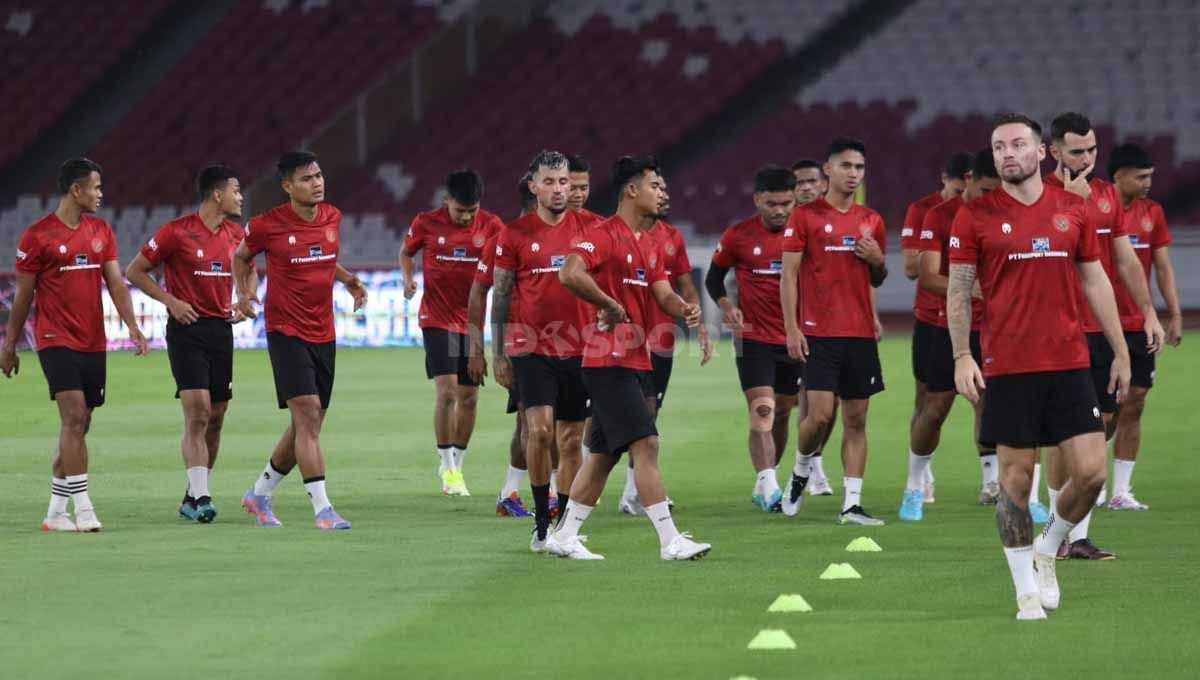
[550,255,566,267]
[1032,237,1050,252]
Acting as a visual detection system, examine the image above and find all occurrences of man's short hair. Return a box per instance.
[790,159,822,173]
[754,165,798,193]
[517,172,535,210]
[944,152,973,180]
[1050,112,1093,143]
[197,165,238,201]
[528,150,568,175]
[446,169,483,205]
[57,157,102,193]
[277,150,319,180]
[1107,143,1154,179]
[611,155,661,192]
[827,136,866,159]
[971,148,998,180]
[567,154,590,173]
[992,113,1043,142]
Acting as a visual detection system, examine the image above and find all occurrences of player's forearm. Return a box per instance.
[704,264,729,303]
[559,261,615,310]
[232,256,256,299]
[1115,240,1156,316]
[490,268,515,358]
[1,282,34,350]
[1081,267,1129,361]
[902,249,920,280]
[467,282,488,354]
[399,253,416,287]
[868,261,888,288]
[106,279,141,331]
[125,262,173,308]
[1154,257,1182,318]
[918,270,949,296]
[335,264,360,286]
[946,263,976,357]
[780,254,801,332]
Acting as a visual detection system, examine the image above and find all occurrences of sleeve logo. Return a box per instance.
[784,228,793,237]
[576,241,595,253]
[15,248,26,261]
[919,230,934,240]
[495,245,503,256]
[477,262,488,273]
[148,237,159,251]
[901,227,914,237]
[949,236,961,249]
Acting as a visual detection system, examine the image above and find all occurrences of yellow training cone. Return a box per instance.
[767,594,813,613]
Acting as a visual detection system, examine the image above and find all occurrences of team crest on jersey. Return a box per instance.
[437,236,446,245]
[823,224,833,233]
[531,242,540,252]
[859,222,872,236]
[1032,237,1050,252]
[665,244,675,256]
[1053,215,1070,232]
[196,249,204,258]
[326,228,336,243]
[288,235,297,245]
[92,238,103,253]
[59,245,67,254]
[309,246,323,257]
[473,235,485,247]
[211,262,223,273]
[1098,198,1112,214]
[650,254,657,267]
[1141,217,1153,232]
[752,246,761,256]
[453,247,467,258]
[636,268,646,281]
[626,254,633,264]
[495,245,503,256]
[550,255,566,267]
[75,254,88,265]
[1002,223,1012,234]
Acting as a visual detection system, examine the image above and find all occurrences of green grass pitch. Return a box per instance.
[2,338,1198,679]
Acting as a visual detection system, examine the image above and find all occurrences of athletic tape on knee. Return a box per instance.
[750,397,775,432]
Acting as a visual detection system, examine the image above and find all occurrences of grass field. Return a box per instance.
[2,338,1198,679]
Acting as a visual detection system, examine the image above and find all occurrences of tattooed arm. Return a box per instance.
[948,263,984,402]
[490,267,515,388]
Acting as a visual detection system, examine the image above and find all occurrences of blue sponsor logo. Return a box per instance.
[74,254,88,265]
[550,255,566,267]
[1032,237,1050,252]
[211,262,224,272]
[842,236,857,247]
[636,268,646,281]
[309,246,323,257]
[453,247,467,258]
[769,259,783,271]
[1129,234,1140,244]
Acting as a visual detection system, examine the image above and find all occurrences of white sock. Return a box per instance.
[924,457,935,484]
[1035,513,1077,556]
[756,468,779,495]
[1003,545,1038,598]
[253,461,289,497]
[48,477,69,516]
[1047,486,1060,516]
[810,453,827,482]
[906,451,932,491]
[1068,510,1091,543]
[980,453,998,485]
[549,469,559,496]
[842,477,863,512]
[553,500,593,541]
[500,466,527,498]
[1029,464,1042,505]
[437,446,453,474]
[451,445,466,470]
[186,466,210,499]
[581,443,591,459]
[792,450,815,478]
[1112,459,1135,497]
[66,473,93,512]
[645,500,680,547]
[622,465,638,498]
[304,478,331,514]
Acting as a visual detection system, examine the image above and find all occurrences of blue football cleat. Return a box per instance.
[496,492,533,517]
[752,488,783,513]
[1029,501,1050,525]
[315,506,351,530]
[899,488,925,521]
[241,489,282,527]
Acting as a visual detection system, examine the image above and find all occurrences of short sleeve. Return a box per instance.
[141,222,176,265]
[474,236,497,286]
[243,218,268,256]
[572,227,611,270]
[872,213,887,255]
[15,229,43,274]
[948,205,979,265]
[402,216,425,256]
[649,244,668,284]
[1150,204,1172,249]
[711,227,736,268]
[918,206,944,253]
[782,210,807,253]
[901,202,924,249]
[1075,209,1101,262]
[495,227,518,271]
[671,231,692,274]
[99,222,118,262]
[1109,187,1127,238]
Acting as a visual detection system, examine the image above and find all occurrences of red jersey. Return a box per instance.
[902,191,946,325]
[14,213,117,352]
[571,216,668,370]
[1044,174,1125,333]
[712,214,794,345]
[918,196,984,331]
[140,214,243,319]
[949,184,1099,377]
[644,220,692,353]
[574,207,605,225]
[403,206,503,334]
[243,203,341,344]
[1114,198,1171,331]
[495,209,591,357]
[782,198,887,339]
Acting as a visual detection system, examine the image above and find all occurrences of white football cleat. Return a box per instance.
[529,527,549,553]
[780,475,807,517]
[617,494,646,516]
[1033,552,1060,610]
[40,512,77,532]
[661,533,711,561]
[74,508,103,532]
[1108,492,1149,511]
[546,534,604,560]
[806,477,833,496]
[1016,593,1048,621]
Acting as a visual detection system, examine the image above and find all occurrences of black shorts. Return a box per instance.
[506,374,522,415]
[423,327,477,387]
[802,336,884,400]
[911,320,938,384]
[38,347,106,408]
[166,318,234,402]
[511,353,590,422]
[582,367,657,456]
[1086,333,1118,413]
[922,325,983,393]
[266,331,335,410]
[650,352,674,411]
[1125,330,1156,389]
[980,369,1104,448]
[735,337,803,395]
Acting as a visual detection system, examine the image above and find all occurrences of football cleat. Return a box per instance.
[41,512,77,532]
[1016,593,1048,621]
[898,488,924,521]
[1107,493,1149,511]
[241,489,282,527]
[1033,552,1060,610]
[780,475,808,517]
[496,492,533,517]
[1029,502,1050,525]
[74,507,103,532]
[978,482,1000,505]
[546,533,604,560]
[314,506,351,530]
[660,533,711,561]
[838,505,885,526]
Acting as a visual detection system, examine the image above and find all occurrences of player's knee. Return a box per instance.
[207,411,226,434]
[527,422,553,450]
[290,399,323,430]
[842,412,868,434]
[749,397,775,432]
[60,407,90,436]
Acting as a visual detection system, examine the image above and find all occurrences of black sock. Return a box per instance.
[182,490,193,505]
[555,493,570,527]
[451,442,467,451]
[531,483,551,538]
[980,449,997,457]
